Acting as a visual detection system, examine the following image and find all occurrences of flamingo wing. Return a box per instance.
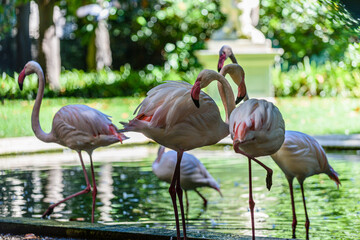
[230,99,285,157]
[52,104,124,150]
[271,131,328,180]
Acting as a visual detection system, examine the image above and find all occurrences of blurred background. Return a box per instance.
[0,0,359,101]
[0,2,360,238]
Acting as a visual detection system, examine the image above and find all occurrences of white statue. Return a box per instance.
[236,0,266,43]
[212,0,266,44]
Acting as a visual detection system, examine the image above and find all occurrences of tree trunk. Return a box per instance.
[16,2,32,72]
[95,20,112,70]
[36,0,61,90]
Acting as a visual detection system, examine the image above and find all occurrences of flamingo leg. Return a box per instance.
[287,178,297,239]
[194,189,208,208]
[185,190,189,209]
[248,157,256,240]
[89,153,97,223]
[175,151,187,240]
[234,146,273,190]
[185,190,189,218]
[300,182,310,240]
[169,150,184,240]
[42,151,91,219]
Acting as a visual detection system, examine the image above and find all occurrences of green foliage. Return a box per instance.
[259,0,359,67]
[0,65,200,100]
[106,0,226,71]
[273,43,360,97]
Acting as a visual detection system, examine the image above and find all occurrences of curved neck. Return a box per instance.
[200,70,235,121]
[31,68,55,142]
[217,74,235,121]
[218,63,248,102]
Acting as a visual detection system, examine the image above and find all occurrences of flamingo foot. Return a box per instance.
[265,168,273,191]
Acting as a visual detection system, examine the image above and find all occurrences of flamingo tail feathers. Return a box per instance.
[119,119,147,133]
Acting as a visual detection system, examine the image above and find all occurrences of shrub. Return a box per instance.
[1,65,200,100]
[273,56,360,97]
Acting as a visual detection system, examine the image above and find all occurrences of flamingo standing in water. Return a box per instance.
[214,61,285,240]
[271,130,341,240]
[18,61,127,223]
[121,71,235,239]
[153,146,222,208]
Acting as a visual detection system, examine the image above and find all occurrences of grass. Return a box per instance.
[0,97,142,138]
[275,97,360,135]
[0,96,359,138]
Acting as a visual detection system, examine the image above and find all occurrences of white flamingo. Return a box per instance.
[153,146,222,208]
[271,130,341,240]
[18,61,127,223]
[121,73,234,240]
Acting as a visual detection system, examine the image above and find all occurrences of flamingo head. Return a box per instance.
[235,80,249,104]
[191,80,201,108]
[18,61,43,91]
[232,119,256,145]
[217,45,237,72]
[18,69,25,91]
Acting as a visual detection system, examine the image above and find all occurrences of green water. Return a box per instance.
[0,146,358,239]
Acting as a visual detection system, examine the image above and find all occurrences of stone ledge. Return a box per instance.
[0,217,290,240]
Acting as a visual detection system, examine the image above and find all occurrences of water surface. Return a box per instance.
[0,145,358,239]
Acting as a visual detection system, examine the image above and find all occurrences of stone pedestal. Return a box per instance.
[196,39,283,101]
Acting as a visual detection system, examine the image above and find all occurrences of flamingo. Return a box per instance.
[271,130,341,240]
[217,45,238,72]
[214,62,285,240]
[121,71,235,239]
[153,146,222,208]
[17,61,127,223]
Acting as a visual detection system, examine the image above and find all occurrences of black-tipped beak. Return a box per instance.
[18,68,26,91]
[235,96,244,105]
[192,96,200,108]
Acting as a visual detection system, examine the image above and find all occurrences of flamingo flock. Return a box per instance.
[18,44,340,240]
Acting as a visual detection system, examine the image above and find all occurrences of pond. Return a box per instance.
[0,145,359,239]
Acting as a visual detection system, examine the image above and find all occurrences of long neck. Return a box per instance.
[31,68,55,142]
[218,63,248,106]
[214,74,236,121]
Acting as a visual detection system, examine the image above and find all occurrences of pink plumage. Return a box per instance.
[271,130,340,239]
[217,57,285,240]
[122,75,232,240]
[230,98,285,157]
[18,61,127,223]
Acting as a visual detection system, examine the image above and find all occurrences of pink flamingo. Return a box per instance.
[153,146,222,208]
[218,45,238,72]
[192,63,285,240]
[121,73,235,239]
[18,61,127,223]
[271,130,341,240]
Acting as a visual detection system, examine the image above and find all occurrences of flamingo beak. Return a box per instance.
[18,69,26,91]
[191,81,201,108]
[235,96,244,105]
[215,187,223,198]
[192,97,200,108]
[217,52,226,72]
[235,83,248,104]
